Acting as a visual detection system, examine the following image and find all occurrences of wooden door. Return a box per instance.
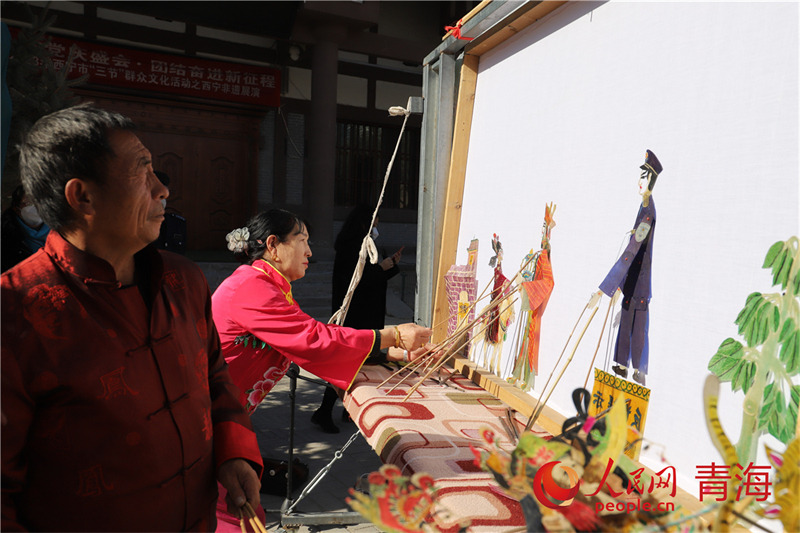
[78,92,262,251]
[142,130,251,250]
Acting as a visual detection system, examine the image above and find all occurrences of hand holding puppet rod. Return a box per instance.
[597,149,663,386]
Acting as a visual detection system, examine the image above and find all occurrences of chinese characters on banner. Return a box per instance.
[16,28,280,107]
[589,368,650,460]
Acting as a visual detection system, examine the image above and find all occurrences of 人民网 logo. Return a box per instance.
[532,460,581,509]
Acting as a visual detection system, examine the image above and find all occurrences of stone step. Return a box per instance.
[298,265,333,283]
[302,307,333,323]
[296,276,333,288]
[293,294,331,309]
[196,260,335,293]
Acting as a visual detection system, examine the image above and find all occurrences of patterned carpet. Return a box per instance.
[343,364,553,532]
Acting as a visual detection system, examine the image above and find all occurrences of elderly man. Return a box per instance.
[1,104,262,531]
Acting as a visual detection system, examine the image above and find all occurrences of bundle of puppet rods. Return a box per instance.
[379,242,609,439]
[378,250,539,401]
[239,502,267,533]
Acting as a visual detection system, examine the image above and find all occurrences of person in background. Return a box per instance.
[211,208,431,530]
[311,204,403,433]
[1,184,50,272]
[153,170,187,254]
[1,104,263,531]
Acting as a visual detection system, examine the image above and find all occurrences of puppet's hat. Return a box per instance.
[640,149,662,176]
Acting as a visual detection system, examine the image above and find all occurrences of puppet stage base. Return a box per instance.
[342,358,708,531]
[342,363,546,531]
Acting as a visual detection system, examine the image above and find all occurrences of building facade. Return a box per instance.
[2,0,478,261]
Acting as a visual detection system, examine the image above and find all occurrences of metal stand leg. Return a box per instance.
[280,364,298,514]
[279,363,367,530]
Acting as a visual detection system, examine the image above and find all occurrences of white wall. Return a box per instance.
[456,0,799,494]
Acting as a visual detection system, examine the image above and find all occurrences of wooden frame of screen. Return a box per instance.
[427,1,707,519]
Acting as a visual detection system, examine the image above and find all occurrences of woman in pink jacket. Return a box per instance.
[211,208,432,530]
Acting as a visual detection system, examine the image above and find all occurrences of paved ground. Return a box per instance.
[251,366,384,533]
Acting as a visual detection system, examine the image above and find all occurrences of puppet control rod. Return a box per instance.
[398,151,664,439]
[379,248,541,396]
[385,282,611,441]
[386,261,610,439]
[398,284,622,437]
[387,252,616,438]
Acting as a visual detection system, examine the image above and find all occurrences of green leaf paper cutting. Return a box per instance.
[789,386,800,433]
[708,338,745,382]
[780,331,800,375]
[763,241,784,269]
[779,318,796,342]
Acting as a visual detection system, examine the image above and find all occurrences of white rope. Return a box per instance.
[329,106,411,326]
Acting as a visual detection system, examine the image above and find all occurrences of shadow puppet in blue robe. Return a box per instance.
[598,150,663,386]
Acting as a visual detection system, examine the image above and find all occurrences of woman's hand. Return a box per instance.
[379,323,432,351]
[396,323,432,351]
[387,343,436,364]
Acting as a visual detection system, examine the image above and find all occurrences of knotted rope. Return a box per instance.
[329,105,412,326]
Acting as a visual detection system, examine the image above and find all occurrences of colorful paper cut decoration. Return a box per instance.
[480,233,514,375]
[472,388,697,532]
[757,437,799,532]
[598,149,663,386]
[486,234,506,342]
[346,464,460,533]
[509,203,556,391]
[445,238,479,339]
[707,236,800,464]
[702,374,744,532]
[703,236,800,531]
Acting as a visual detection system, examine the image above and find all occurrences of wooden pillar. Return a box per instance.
[307,25,346,259]
[432,53,480,343]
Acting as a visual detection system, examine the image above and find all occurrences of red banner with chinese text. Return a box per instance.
[11,27,280,107]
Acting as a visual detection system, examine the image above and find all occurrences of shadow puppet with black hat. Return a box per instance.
[598,149,664,386]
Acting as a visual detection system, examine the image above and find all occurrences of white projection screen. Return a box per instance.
[454,1,799,491]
